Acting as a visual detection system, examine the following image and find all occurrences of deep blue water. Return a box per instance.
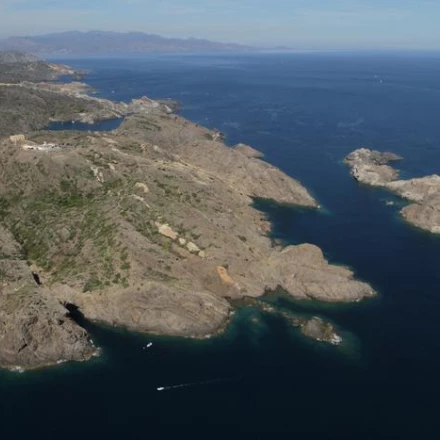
[3,52,440,438]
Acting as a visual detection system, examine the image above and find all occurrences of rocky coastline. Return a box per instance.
[0,54,375,370]
[345,148,440,233]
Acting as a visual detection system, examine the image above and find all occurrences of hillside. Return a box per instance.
[0,31,255,55]
[0,51,77,83]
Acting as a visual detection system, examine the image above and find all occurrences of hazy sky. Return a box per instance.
[0,0,439,49]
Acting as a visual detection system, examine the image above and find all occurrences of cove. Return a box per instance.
[47,118,123,132]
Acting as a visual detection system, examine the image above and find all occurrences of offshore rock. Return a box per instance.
[300,317,342,345]
[236,297,343,345]
[345,148,440,233]
[344,148,402,186]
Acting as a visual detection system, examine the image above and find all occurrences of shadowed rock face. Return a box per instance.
[0,291,97,370]
[0,57,377,369]
[63,284,232,338]
[345,148,440,234]
[0,227,96,370]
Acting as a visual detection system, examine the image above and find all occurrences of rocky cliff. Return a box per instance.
[0,227,96,370]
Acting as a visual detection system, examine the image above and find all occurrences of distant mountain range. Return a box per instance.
[0,31,256,55]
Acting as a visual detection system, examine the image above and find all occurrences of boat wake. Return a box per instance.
[157,377,234,392]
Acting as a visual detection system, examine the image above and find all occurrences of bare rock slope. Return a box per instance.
[345,148,440,233]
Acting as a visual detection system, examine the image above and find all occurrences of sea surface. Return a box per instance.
[3,52,440,438]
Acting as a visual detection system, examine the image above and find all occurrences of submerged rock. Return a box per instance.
[235,297,343,346]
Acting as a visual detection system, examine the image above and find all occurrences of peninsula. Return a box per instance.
[0,54,375,370]
[345,148,440,234]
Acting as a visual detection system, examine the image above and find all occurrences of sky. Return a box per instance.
[0,0,439,49]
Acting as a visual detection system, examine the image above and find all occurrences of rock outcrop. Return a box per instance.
[345,148,440,233]
[344,148,402,186]
[236,297,343,345]
[300,317,342,345]
[54,283,231,339]
[0,291,97,371]
[266,245,374,302]
[0,226,96,371]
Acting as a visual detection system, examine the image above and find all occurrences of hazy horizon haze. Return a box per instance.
[0,0,439,50]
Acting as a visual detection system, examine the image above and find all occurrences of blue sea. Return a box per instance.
[3,52,440,438]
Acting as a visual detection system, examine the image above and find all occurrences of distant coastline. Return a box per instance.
[0,31,257,56]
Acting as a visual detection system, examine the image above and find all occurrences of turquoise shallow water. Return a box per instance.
[2,52,440,438]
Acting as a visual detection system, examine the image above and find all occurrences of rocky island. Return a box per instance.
[345,148,440,234]
[0,53,375,370]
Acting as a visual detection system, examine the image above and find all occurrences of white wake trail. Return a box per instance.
[157,377,233,392]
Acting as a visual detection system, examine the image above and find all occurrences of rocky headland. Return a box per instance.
[0,53,375,370]
[345,148,440,233]
[0,51,78,83]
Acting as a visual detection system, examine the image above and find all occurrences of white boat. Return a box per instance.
[142,342,153,350]
[157,387,165,391]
